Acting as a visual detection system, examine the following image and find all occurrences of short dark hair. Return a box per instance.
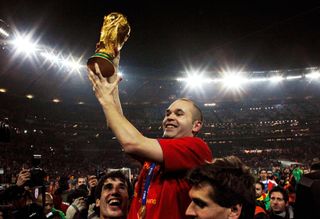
[94,170,133,200]
[256,181,265,191]
[187,156,255,219]
[269,186,289,203]
[178,98,203,123]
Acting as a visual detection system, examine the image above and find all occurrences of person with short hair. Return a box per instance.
[260,169,278,193]
[93,170,132,219]
[269,186,294,219]
[36,192,66,219]
[88,57,213,218]
[185,156,256,219]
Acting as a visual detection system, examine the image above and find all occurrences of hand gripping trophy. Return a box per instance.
[87,12,130,77]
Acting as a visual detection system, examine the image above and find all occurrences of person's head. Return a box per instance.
[267,170,273,179]
[162,98,203,138]
[255,182,265,198]
[77,176,87,189]
[186,156,256,219]
[259,169,267,181]
[88,175,98,189]
[36,192,54,215]
[95,171,132,219]
[269,186,288,214]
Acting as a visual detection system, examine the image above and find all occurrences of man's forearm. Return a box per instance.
[102,100,144,154]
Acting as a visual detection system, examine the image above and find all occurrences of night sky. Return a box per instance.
[1,0,320,78]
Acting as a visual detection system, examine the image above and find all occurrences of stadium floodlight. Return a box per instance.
[40,51,60,64]
[184,74,208,88]
[0,27,9,38]
[177,69,209,89]
[52,98,61,103]
[286,75,302,80]
[306,72,320,79]
[0,88,7,93]
[11,33,38,56]
[269,75,284,83]
[61,59,83,72]
[248,77,269,83]
[0,19,10,48]
[26,94,34,99]
[221,73,247,90]
[118,71,123,77]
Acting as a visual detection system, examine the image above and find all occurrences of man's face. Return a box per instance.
[36,195,53,215]
[88,175,98,189]
[255,183,263,198]
[162,100,200,139]
[43,196,54,215]
[96,178,129,218]
[270,191,287,213]
[260,170,267,180]
[186,183,232,219]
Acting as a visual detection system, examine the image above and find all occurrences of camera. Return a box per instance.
[27,155,47,187]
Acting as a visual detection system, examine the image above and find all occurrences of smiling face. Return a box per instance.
[96,178,129,219]
[162,99,202,139]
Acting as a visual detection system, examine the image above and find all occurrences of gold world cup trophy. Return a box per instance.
[87,12,131,77]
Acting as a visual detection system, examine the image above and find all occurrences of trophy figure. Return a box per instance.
[87,12,130,77]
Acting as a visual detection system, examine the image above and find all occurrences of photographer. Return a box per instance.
[65,187,89,219]
[0,169,44,218]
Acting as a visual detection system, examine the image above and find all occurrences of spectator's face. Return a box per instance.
[260,170,267,180]
[255,183,263,198]
[36,194,54,215]
[88,175,98,189]
[270,192,287,213]
[186,183,236,219]
[267,171,273,178]
[162,100,200,138]
[96,178,129,218]
[77,177,86,188]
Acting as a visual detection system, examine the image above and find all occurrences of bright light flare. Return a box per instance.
[40,51,60,63]
[11,33,38,56]
[0,27,9,38]
[221,73,247,90]
[26,94,34,99]
[61,59,83,71]
[269,75,284,83]
[306,72,320,79]
[177,69,209,89]
[286,75,302,80]
[0,88,7,93]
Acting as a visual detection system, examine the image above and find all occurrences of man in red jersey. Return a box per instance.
[87,55,212,219]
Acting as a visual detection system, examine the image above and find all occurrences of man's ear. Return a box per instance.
[192,120,202,133]
[228,204,242,219]
[95,198,100,207]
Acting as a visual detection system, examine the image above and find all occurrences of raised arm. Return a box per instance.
[87,63,163,163]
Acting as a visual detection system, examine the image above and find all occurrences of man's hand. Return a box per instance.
[87,63,122,106]
[16,169,30,187]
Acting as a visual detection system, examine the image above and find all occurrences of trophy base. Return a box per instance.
[87,53,115,78]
